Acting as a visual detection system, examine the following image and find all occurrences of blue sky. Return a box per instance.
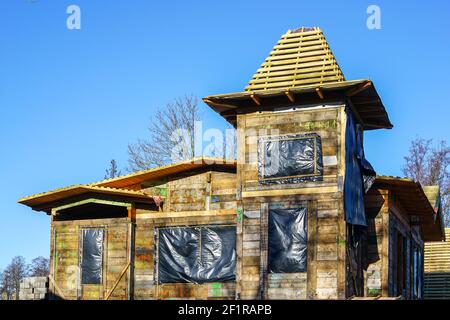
[0,0,449,269]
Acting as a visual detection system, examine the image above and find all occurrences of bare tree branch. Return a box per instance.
[0,256,28,300]
[104,159,121,179]
[403,138,450,226]
[28,257,50,277]
[127,95,201,172]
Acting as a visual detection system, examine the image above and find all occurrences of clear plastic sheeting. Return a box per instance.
[258,133,323,185]
[344,108,376,226]
[158,226,236,284]
[268,208,308,273]
[81,229,104,285]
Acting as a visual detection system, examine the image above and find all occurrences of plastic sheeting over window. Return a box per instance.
[268,208,308,273]
[258,133,323,185]
[81,228,104,285]
[344,108,376,226]
[158,225,236,284]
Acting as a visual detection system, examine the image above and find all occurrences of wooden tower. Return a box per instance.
[204,27,393,299]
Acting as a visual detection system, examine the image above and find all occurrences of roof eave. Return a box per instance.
[203,80,393,130]
[18,157,237,212]
[373,176,445,242]
[93,157,237,188]
[18,186,155,212]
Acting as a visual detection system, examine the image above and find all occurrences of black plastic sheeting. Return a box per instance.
[357,124,377,193]
[344,108,376,226]
[258,133,323,185]
[158,226,236,284]
[81,229,104,285]
[268,208,308,273]
[346,224,368,297]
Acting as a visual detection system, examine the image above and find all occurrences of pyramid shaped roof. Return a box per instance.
[245,27,345,92]
[204,27,393,131]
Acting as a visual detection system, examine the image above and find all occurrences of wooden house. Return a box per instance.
[19,27,445,300]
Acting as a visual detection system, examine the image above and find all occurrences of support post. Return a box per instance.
[259,203,269,300]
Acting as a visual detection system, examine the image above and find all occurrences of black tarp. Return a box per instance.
[346,224,368,297]
[357,124,376,193]
[268,208,308,273]
[158,226,236,284]
[344,107,377,296]
[344,108,376,226]
[258,133,323,185]
[81,229,104,285]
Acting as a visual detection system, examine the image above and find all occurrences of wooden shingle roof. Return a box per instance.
[245,27,345,92]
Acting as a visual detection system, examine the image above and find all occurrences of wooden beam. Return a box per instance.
[306,200,318,299]
[48,275,67,300]
[316,87,325,99]
[203,98,238,109]
[381,201,389,297]
[259,203,269,300]
[346,98,366,128]
[242,186,338,198]
[127,204,136,222]
[219,97,344,117]
[250,94,261,106]
[127,221,135,300]
[235,203,243,300]
[346,81,372,97]
[364,123,393,130]
[52,198,132,215]
[104,262,130,300]
[285,90,295,103]
[136,208,236,220]
[351,98,381,105]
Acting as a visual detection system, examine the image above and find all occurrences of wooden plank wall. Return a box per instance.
[388,193,424,299]
[166,172,207,212]
[388,209,409,297]
[50,217,131,300]
[149,171,237,213]
[424,228,450,299]
[236,106,347,300]
[133,171,238,299]
[364,188,427,299]
[241,108,341,191]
